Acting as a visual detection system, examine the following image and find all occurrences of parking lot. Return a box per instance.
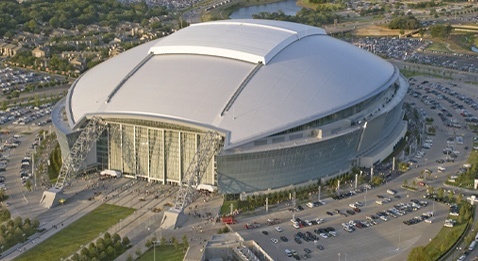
[232,184,448,261]
[227,73,478,261]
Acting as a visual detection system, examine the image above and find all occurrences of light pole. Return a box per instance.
[23,233,26,243]
[32,146,36,188]
[153,241,158,261]
[397,225,401,251]
[364,187,367,207]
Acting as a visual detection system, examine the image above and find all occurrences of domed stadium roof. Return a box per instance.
[66,19,396,149]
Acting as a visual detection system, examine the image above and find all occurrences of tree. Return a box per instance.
[25,179,32,191]
[88,242,97,259]
[145,238,152,248]
[135,248,142,258]
[182,234,189,251]
[80,247,90,258]
[122,236,131,248]
[160,236,167,246]
[437,188,444,199]
[71,253,80,261]
[388,15,420,30]
[171,236,178,250]
[112,233,121,244]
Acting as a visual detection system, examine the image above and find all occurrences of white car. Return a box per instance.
[438,166,446,172]
[386,189,397,195]
[292,223,300,229]
[271,238,279,244]
[319,233,329,238]
[275,227,283,232]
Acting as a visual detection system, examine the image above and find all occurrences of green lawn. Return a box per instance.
[16,204,134,261]
[137,245,185,261]
[425,42,452,53]
[424,220,468,260]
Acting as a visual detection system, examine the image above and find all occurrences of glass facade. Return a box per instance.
[97,119,215,185]
[217,130,362,194]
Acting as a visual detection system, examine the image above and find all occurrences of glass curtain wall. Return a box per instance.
[102,120,215,185]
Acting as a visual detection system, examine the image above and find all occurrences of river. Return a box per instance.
[229,0,301,19]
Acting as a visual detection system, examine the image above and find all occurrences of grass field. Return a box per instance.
[425,42,452,53]
[137,245,185,261]
[424,219,469,260]
[16,204,134,261]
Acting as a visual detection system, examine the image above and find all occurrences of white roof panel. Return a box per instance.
[148,19,326,64]
[68,19,396,149]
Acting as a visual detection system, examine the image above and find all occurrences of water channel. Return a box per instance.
[229,0,302,19]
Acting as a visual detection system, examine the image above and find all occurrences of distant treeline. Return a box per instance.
[252,8,340,27]
[388,15,420,30]
[407,1,443,9]
[0,0,168,37]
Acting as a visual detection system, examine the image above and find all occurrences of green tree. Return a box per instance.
[122,236,131,248]
[135,248,142,258]
[388,15,420,29]
[145,238,152,248]
[182,234,189,251]
[437,188,444,199]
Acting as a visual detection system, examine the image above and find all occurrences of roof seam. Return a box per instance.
[221,62,263,117]
[105,53,153,104]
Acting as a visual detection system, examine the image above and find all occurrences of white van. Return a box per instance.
[469,240,477,251]
[100,169,122,178]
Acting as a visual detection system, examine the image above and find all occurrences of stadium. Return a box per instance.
[52,19,408,196]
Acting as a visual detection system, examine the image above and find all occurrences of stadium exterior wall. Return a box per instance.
[217,129,363,194]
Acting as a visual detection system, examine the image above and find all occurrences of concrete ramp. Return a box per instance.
[160,208,187,230]
[40,187,63,208]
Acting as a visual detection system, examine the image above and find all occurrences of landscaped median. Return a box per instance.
[16,204,134,261]
[407,202,473,261]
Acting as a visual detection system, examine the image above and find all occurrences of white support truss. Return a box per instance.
[54,116,108,189]
[173,131,222,211]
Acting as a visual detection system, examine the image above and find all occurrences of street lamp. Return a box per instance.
[153,241,158,261]
[22,233,26,243]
